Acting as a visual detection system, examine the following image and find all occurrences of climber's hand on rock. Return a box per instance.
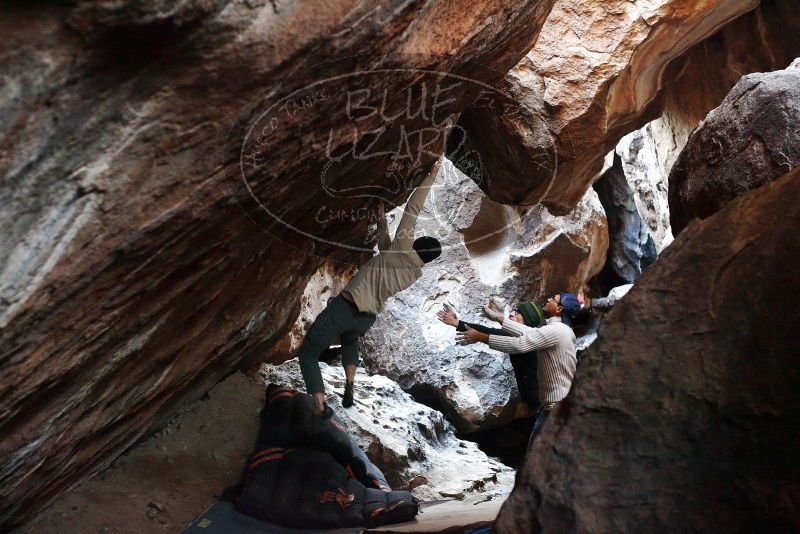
[482,303,504,323]
[437,304,459,327]
[456,326,487,345]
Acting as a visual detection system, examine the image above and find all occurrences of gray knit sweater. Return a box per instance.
[487,316,577,405]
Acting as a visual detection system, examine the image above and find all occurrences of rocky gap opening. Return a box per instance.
[403,383,529,469]
[458,417,535,469]
[588,116,676,296]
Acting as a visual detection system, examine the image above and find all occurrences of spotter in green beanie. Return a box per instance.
[515,301,544,328]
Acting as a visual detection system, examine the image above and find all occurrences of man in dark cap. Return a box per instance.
[457,292,580,447]
[298,157,444,417]
[436,301,545,411]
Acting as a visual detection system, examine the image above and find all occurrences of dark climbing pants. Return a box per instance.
[298,296,376,395]
[527,402,559,449]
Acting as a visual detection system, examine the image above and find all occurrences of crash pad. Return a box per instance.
[182,500,364,533]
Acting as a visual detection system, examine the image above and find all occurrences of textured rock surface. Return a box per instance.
[0,0,556,528]
[669,59,800,233]
[615,121,676,253]
[259,359,514,502]
[592,154,656,286]
[452,0,800,213]
[495,165,800,532]
[575,284,633,352]
[262,261,354,364]
[361,161,607,433]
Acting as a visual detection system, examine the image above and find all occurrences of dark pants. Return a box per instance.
[527,405,553,449]
[298,296,376,395]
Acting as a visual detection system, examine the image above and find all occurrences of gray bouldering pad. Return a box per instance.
[182,500,364,533]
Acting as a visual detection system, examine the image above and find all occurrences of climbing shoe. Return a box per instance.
[342,381,355,408]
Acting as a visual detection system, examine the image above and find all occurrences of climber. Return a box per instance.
[456,292,581,447]
[299,155,445,417]
[436,301,544,410]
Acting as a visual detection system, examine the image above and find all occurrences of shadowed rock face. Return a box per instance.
[614,121,675,254]
[669,59,800,234]
[451,0,800,213]
[592,153,656,289]
[495,165,800,532]
[0,0,556,528]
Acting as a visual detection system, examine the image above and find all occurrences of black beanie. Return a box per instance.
[413,236,442,263]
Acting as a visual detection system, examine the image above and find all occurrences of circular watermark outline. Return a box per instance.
[223,55,559,262]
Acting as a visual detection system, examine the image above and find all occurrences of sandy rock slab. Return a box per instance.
[259,359,515,503]
[495,165,800,532]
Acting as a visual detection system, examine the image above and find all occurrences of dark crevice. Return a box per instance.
[80,17,204,85]
[590,152,658,296]
[403,383,532,469]
[458,416,535,469]
[405,383,468,434]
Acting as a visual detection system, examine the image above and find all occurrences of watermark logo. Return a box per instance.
[224,56,557,262]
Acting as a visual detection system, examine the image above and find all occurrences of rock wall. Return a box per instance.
[361,161,606,433]
[494,162,800,532]
[615,119,677,254]
[592,154,655,287]
[0,0,557,528]
[669,59,800,233]
[17,372,266,534]
[583,0,800,278]
[451,0,800,213]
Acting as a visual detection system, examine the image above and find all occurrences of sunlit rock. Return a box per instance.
[615,119,677,253]
[361,161,607,433]
[452,0,800,213]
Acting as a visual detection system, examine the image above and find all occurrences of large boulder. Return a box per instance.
[0,0,557,528]
[669,59,800,233]
[495,165,800,532]
[259,359,514,502]
[361,161,607,433]
[450,0,800,213]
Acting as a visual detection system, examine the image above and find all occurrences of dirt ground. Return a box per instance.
[18,372,265,534]
[17,371,506,533]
